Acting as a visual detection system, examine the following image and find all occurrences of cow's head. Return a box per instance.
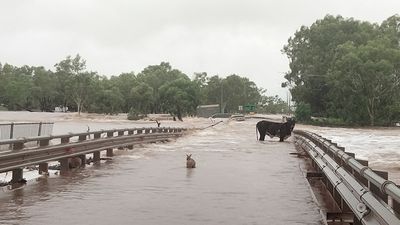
[286,117,296,132]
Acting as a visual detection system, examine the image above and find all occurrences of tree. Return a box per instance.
[204,75,223,107]
[137,62,188,113]
[71,71,95,114]
[282,15,378,116]
[330,38,400,125]
[32,67,57,111]
[193,72,208,104]
[159,78,200,120]
[54,54,93,114]
[0,64,34,110]
[295,102,312,122]
[221,75,260,112]
[283,14,400,125]
[130,82,154,114]
[109,72,136,112]
[259,95,289,114]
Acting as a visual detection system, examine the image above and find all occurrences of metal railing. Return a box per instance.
[0,127,187,176]
[0,122,54,140]
[294,130,400,225]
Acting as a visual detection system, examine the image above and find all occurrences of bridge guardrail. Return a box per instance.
[0,127,187,183]
[294,130,400,225]
[0,127,185,152]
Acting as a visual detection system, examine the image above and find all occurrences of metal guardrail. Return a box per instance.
[0,127,187,181]
[0,122,54,140]
[294,130,400,225]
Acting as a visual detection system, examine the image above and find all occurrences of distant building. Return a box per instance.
[196,104,220,118]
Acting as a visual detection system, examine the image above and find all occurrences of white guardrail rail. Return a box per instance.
[294,130,400,225]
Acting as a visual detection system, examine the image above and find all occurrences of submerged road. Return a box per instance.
[0,119,322,225]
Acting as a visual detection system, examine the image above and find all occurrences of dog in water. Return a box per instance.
[186,154,196,168]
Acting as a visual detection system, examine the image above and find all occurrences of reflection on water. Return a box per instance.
[0,119,323,225]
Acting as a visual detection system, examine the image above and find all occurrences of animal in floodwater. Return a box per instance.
[69,157,82,169]
[186,154,196,168]
[256,117,296,142]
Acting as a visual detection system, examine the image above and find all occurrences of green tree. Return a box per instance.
[283,14,400,125]
[109,72,136,112]
[204,75,223,108]
[0,64,34,110]
[32,67,57,111]
[193,72,208,105]
[137,62,188,113]
[130,82,154,114]
[54,54,94,114]
[222,75,260,112]
[282,15,378,116]
[159,78,199,120]
[295,102,312,122]
[259,95,289,114]
[330,38,400,125]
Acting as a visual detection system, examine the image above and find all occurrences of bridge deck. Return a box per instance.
[0,120,323,225]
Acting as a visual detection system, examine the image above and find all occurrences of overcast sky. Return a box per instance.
[1,0,399,98]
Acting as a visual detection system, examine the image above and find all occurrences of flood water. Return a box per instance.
[0,115,323,225]
[301,125,400,183]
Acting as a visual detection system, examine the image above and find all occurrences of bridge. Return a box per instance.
[0,121,399,225]
[295,130,400,225]
[0,127,186,183]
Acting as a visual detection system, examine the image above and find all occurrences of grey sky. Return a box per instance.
[1,0,399,98]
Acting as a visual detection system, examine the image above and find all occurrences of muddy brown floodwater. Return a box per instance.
[0,119,323,225]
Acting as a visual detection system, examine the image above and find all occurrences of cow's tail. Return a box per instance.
[256,126,258,141]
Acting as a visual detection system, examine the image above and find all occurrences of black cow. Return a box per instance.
[256,118,296,142]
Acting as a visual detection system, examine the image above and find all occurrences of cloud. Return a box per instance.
[1,0,399,98]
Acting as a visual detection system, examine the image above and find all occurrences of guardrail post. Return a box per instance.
[60,136,71,175]
[60,158,69,175]
[78,134,86,142]
[11,168,23,184]
[9,125,24,182]
[107,131,115,156]
[145,128,150,134]
[127,130,134,149]
[38,122,43,136]
[61,136,70,144]
[137,129,143,134]
[10,122,14,139]
[78,134,87,167]
[38,138,50,174]
[93,132,101,164]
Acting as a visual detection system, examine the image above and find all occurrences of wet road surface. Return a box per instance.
[0,119,324,225]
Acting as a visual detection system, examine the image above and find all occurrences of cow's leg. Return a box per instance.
[279,130,285,142]
[258,128,266,141]
[259,131,266,141]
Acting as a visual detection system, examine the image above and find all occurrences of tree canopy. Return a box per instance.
[0,56,278,118]
[283,14,400,125]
